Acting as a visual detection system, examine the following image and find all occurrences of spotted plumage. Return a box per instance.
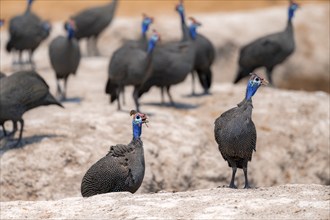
[81,110,148,197]
[214,73,268,189]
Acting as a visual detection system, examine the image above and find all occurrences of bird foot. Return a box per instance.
[229,183,238,189]
[244,184,251,189]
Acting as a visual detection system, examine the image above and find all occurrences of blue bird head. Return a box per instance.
[141,13,154,34]
[147,29,160,53]
[245,73,268,100]
[64,19,77,39]
[188,17,202,40]
[288,0,299,20]
[27,0,34,6]
[0,19,4,27]
[176,0,186,23]
[130,110,148,139]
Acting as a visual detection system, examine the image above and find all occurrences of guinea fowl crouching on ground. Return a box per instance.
[234,0,299,85]
[81,110,148,197]
[214,73,268,189]
[49,19,81,101]
[0,71,63,147]
[106,30,160,111]
[67,0,118,56]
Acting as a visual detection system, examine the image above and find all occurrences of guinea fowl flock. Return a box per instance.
[0,0,301,196]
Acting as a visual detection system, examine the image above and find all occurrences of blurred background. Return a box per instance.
[1,0,326,21]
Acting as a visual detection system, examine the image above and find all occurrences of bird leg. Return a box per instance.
[166,86,175,106]
[243,165,251,189]
[92,36,100,56]
[28,50,35,69]
[14,119,24,147]
[191,72,196,96]
[56,80,63,101]
[133,87,140,112]
[160,87,165,105]
[1,124,7,138]
[121,86,126,106]
[7,121,18,137]
[116,87,121,111]
[228,159,238,189]
[266,67,274,86]
[63,77,68,100]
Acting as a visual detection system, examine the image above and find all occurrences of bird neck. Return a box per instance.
[147,40,157,54]
[67,28,75,40]
[288,7,296,23]
[132,122,142,139]
[245,82,260,101]
[189,25,198,40]
[25,0,33,13]
[141,23,149,39]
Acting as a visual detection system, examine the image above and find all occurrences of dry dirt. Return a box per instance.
[1,184,329,219]
[0,3,329,219]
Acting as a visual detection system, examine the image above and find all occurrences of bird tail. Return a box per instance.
[105,79,118,103]
[233,66,249,84]
[44,93,64,108]
[197,68,212,93]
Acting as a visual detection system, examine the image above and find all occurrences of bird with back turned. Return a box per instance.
[214,73,268,189]
[66,0,118,56]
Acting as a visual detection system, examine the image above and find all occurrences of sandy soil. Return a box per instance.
[0,3,329,218]
[1,184,329,219]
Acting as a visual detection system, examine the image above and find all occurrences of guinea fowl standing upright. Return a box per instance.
[106,30,160,111]
[49,20,81,101]
[81,110,148,197]
[0,71,63,146]
[234,1,299,85]
[214,73,268,189]
[6,0,51,68]
[188,17,215,95]
[67,0,118,56]
[137,1,196,105]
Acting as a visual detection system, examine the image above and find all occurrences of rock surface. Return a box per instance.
[1,184,329,219]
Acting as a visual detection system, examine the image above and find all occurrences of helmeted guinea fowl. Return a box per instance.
[137,2,196,105]
[6,0,51,68]
[0,70,63,146]
[214,73,268,189]
[106,30,160,111]
[110,14,154,107]
[188,17,216,95]
[67,0,118,56]
[81,110,148,197]
[234,0,299,85]
[49,20,81,101]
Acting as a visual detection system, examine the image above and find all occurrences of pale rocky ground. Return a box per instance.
[0,3,329,219]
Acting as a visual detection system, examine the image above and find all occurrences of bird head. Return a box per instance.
[245,73,268,100]
[147,29,161,53]
[0,19,4,27]
[188,17,202,40]
[288,0,300,20]
[27,0,34,6]
[130,110,149,139]
[142,13,154,34]
[175,0,185,15]
[65,19,77,39]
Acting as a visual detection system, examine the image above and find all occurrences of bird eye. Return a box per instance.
[255,78,260,81]
[136,115,140,120]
